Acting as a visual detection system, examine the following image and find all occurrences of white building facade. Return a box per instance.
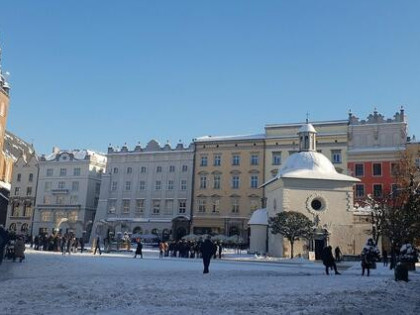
[33,148,106,239]
[91,141,194,242]
[6,153,39,235]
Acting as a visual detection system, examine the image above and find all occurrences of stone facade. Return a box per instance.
[33,148,106,239]
[5,153,39,235]
[91,141,194,242]
[192,135,265,239]
[348,108,408,200]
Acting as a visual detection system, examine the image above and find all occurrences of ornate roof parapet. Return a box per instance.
[107,140,192,154]
[348,107,406,125]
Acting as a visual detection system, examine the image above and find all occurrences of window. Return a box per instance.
[390,163,398,176]
[44,182,52,192]
[127,167,132,174]
[198,199,206,213]
[213,175,221,189]
[182,165,188,172]
[152,200,160,214]
[43,195,51,204]
[251,154,259,165]
[125,181,131,191]
[17,173,21,182]
[29,173,34,182]
[391,183,399,195]
[108,199,117,213]
[139,181,146,190]
[113,167,118,174]
[214,154,221,166]
[165,200,174,215]
[70,195,78,204]
[178,200,186,214]
[167,180,174,190]
[46,169,53,177]
[111,181,118,191]
[156,166,162,173]
[212,199,220,213]
[272,152,281,165]
[200,156,208,167]
[232,176,240,189]
[135,199,145,213]
[14,187,20,196]
[155,180,161,190]
[26,187,32,196]
[200,176,207,189]
[355,184,365,198]
[373,163,382,176]
[41,211,52,222]
[373,184,383,198]
[355,164,364,177]
[58,181,65,189]
[56,196,65,204]
[181,180,187,190]
[231,199,239,213]
[331,150,342,164]
[23,203,32,217]
[59,168,67,176]
[251,175,258,188]
[72,181,79,191]
[169,165,175,172]
[232,155,240,166]
[73,168,81,176]
[122,200,130,213]
[141,166,147,173]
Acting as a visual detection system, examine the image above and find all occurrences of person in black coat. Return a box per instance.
[200,236,216,274]
[134,238,143,259]
[321,245,340,275]
[0,226,10,265]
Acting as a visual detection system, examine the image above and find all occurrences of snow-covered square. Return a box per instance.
[1,248,419,315]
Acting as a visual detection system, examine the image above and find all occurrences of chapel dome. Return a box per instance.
[277,151,357,181]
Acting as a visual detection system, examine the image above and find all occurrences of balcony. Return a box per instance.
[51,189,69,195]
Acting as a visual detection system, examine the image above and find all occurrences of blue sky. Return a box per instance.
[1,1,419,155]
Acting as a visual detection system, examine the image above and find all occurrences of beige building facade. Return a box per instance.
[192,135,265,239]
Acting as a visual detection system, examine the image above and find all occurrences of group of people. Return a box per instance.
[321,238,419,277]
[0,226,26,264]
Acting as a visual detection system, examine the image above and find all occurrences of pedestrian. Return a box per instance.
[361,238,380,276]
[382,249,388,267]
[0,225,10,265]
[218,242,223,259]
[134,238,143,259]
[94,236,102,255]
[200,236,216,274]
[321,245,341,275]
[80,237,85,253]
[14,236,26,263]
[334,246,342,262]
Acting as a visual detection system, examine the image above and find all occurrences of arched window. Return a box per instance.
[133,226,142,235]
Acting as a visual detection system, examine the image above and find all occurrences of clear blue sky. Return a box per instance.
[1,1,419,155]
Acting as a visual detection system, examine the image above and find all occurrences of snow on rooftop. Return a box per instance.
[195,134,265,142]
[248,208,268,225]
[276,151,360,182]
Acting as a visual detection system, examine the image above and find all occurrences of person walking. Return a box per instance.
[14,236,26,263]
[334,246,342,262]
[361,238,380,276]
[134,238,143,259]
[200,236,216,274]
[94,236,102,255]
[321,245,341,275]
[382,249,388,267]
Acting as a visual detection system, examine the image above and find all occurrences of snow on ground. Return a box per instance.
[1,247,419,315]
